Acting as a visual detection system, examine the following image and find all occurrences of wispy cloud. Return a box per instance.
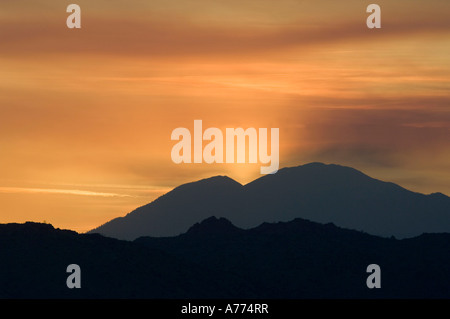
[1,12,450,58]
[0,187,135,198]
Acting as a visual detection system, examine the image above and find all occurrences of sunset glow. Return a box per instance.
[1,0,449,232]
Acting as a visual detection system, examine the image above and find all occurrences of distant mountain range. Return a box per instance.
[1,218,449,298]
[89,163,450,240]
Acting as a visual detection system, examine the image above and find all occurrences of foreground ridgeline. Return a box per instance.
[0,218,449,298]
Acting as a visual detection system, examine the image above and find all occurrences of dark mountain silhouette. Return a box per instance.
[0,222,254,298]
[186,216,243,236]
[136,216,450,299]
[89,163,450,240]
[89,175,243,240]
[2,218,449,298]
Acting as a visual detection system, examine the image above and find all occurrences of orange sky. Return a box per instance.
[1,0,449,232]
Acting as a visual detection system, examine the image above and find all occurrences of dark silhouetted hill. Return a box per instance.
[89,175,243,240]
[89,163,450,240]
[1,219,450,298]
[135,216,450,299]
[0,222,254,299]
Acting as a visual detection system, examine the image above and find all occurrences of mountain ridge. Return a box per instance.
[89,162,450,240]
[134,215,450,299]
[1,218,450,298]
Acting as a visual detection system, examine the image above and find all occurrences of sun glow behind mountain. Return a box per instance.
[1,0,449,232]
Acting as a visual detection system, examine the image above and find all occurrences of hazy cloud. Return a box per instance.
[1,13,450,58]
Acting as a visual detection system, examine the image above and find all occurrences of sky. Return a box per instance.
[1,0,449,232]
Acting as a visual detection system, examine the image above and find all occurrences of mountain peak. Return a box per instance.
[429,192,449,199]
[0,221,55,233]
[278,162,366,176]
[0,222,77,238]
[246,162,386,191]
[185,216,241,236]
[171,175,242,193]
